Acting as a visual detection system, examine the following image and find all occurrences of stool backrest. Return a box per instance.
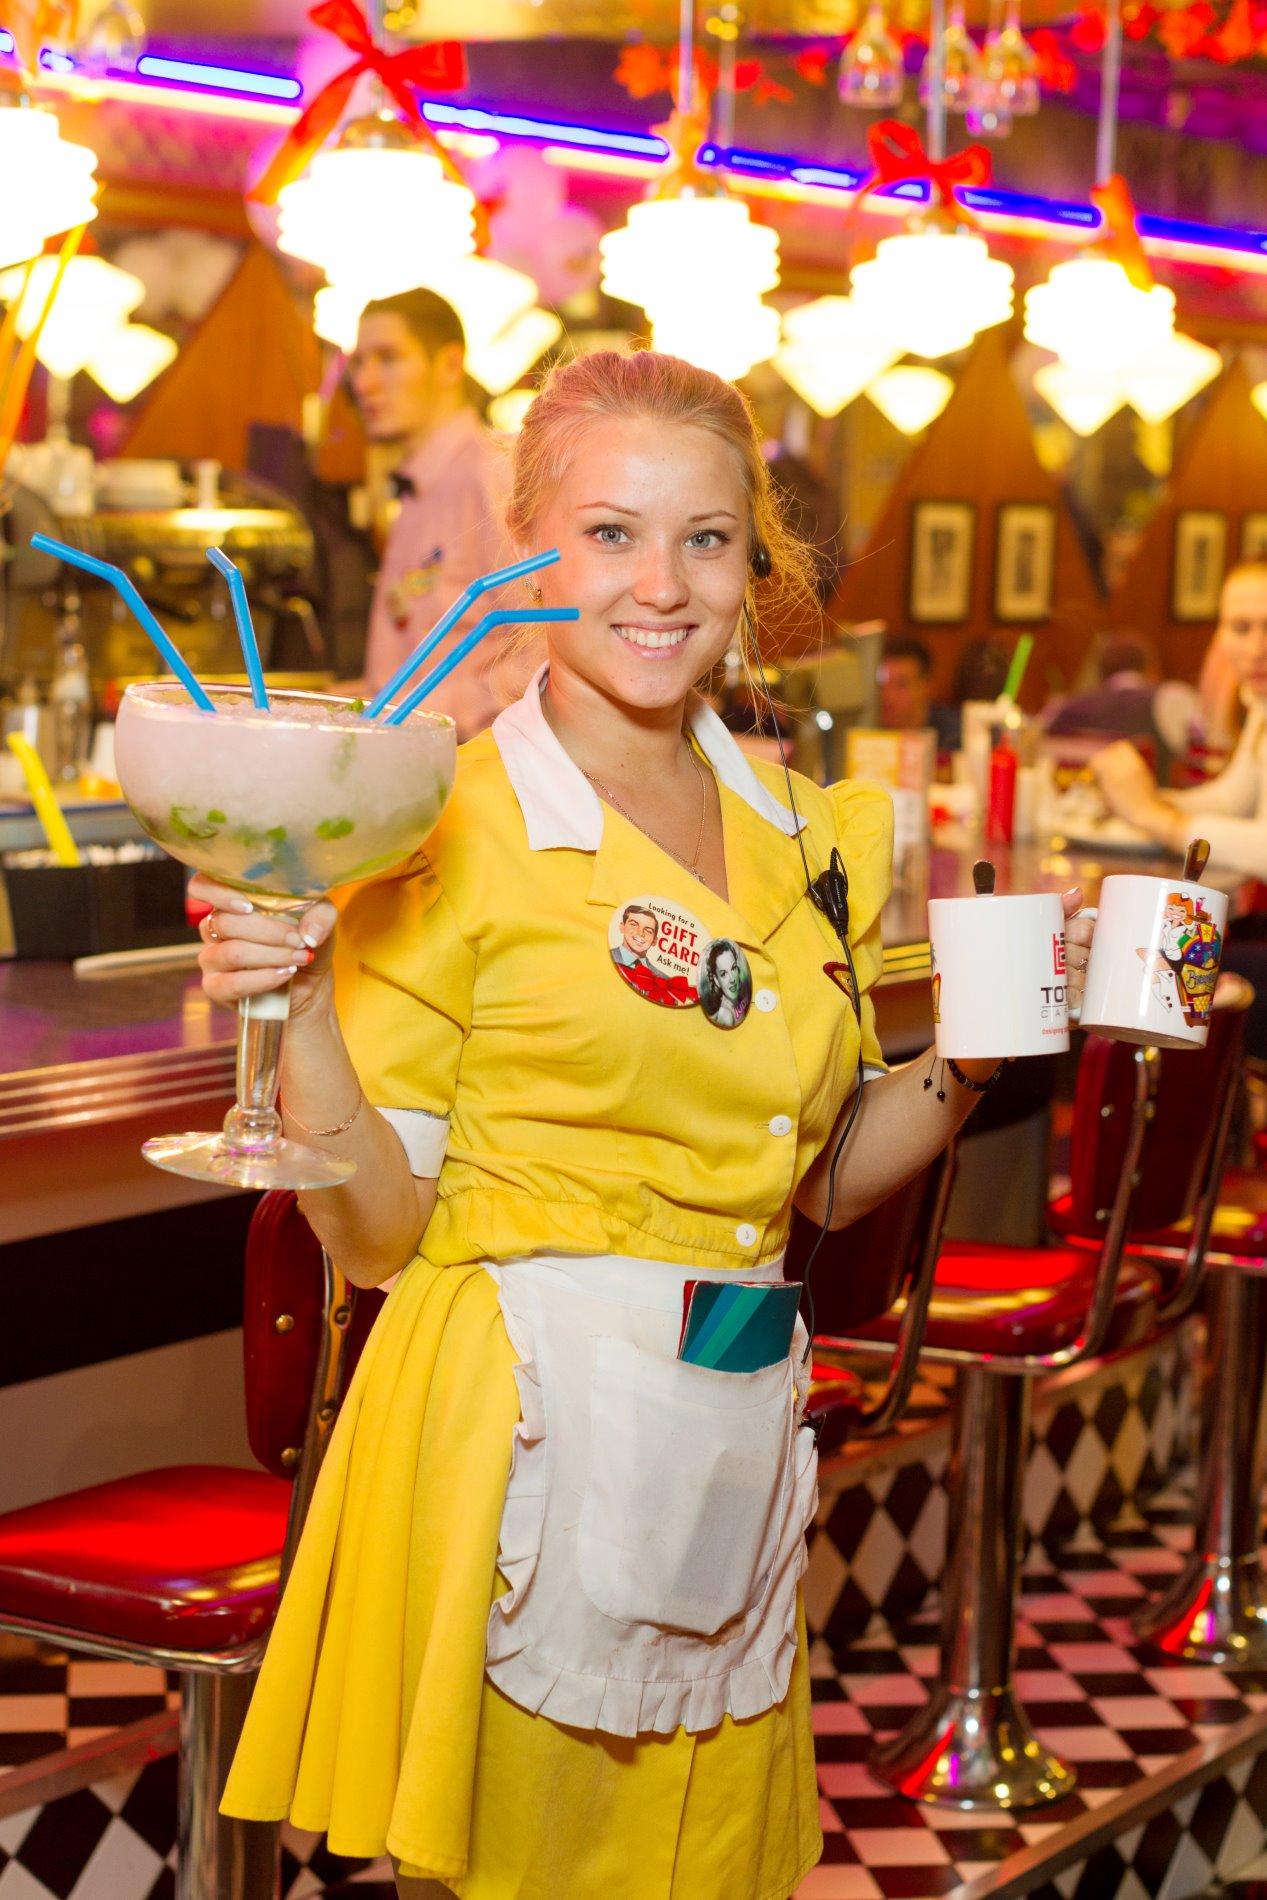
[786,1157,947,1334]
[1067,1006,1247,1236]
[242,1190,383,1479]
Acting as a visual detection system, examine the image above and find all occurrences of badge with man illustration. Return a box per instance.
[1137,890,1224,1029]
[609,897,752,1028]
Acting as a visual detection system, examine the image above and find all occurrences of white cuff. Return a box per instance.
[861,1063,887,1083]
[375,1106,450,1177]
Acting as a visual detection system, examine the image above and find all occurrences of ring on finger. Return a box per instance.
[1069,954,1088,971]
[204,912,220,942]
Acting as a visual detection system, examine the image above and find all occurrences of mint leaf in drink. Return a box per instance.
[266,826,287,845]
[169,805,219,842]
[316,817,355,839]
[350,697,365,715]
[207,809,226,824]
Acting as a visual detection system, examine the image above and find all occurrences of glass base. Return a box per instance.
[142,1130,356,1191]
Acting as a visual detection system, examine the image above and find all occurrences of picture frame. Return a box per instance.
[1172,510,1228,621]
[994,503,1056,623]
[909,501,975,624]
[1242,513,1267,562]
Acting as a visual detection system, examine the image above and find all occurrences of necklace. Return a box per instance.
[582,744,710,883]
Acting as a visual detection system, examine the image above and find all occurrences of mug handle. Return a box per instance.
[1065,906,1097,1025]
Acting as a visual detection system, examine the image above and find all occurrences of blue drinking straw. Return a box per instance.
[206,546,269,711]
[384,606,579,728]
[31,532,216,713]
[366,548,562,721]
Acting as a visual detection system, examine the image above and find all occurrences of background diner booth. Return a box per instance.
[3,0,1267,1893]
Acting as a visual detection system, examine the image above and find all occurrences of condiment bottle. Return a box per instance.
[986,729,1017,843]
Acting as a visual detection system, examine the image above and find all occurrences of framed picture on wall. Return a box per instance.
[994,503,1056,622]
[1172,511,1228,620]
[1242,514,1267,561]
[909,501,975,624]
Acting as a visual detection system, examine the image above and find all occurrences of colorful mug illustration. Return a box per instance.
[1137,891,1223,1029]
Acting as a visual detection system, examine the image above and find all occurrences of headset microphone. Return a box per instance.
[810,851,850,950]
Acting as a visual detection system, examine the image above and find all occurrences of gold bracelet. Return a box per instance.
[279,1088,363,1138]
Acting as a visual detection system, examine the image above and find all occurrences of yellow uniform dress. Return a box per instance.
[221,681,893,1898]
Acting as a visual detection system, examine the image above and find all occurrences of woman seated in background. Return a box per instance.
[1091,563,1267,880]
[1092,562,1267,1055]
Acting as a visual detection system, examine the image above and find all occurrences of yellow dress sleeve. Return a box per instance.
[827,780,894,1076]
[332,852,475,1128]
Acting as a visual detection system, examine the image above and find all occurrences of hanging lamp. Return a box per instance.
[845,100,1014,362]
[0,98,99,272]
[0,255,142,380]
[866,363,954,433]
[773,295,901,417]
[1024,0,1211,427]
[313,254,562,393]
[599,0,780,381]
[252,1,473,286]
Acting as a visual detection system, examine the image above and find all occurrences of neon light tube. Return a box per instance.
[136,55,302,99]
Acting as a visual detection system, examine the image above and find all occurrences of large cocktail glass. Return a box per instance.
[114,681,456,1190]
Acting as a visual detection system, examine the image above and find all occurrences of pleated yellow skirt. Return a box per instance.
[222,1257,823,1898]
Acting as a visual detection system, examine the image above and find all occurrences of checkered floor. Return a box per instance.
[4,1489,1267,1899]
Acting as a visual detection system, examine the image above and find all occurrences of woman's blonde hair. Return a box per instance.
[507,350,820,656]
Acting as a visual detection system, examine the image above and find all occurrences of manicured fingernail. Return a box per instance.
[279,965,298,976]
[231,899,254,913]
[286,931,304,949]
[300,932,318,949]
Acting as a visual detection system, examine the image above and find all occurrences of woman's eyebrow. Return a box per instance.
[575,504,740,522]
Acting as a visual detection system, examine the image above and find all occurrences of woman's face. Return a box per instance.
[715,947,740,1000]
[518,415,750,716]
[1215,569,1267,700]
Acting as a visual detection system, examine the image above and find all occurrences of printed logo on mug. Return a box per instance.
[927,891,1071,1059]
[1079,874,1228,1050]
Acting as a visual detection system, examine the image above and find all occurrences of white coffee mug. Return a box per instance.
[927,891,1071,1059]
[1079,874,1228,1050]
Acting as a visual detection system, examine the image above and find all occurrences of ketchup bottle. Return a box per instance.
[986,733,1017,843]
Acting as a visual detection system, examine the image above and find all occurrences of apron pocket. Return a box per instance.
[577,1333,793,1638]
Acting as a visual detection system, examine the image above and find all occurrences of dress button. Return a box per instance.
[736,1222,758,1247]
[754,989,777,1013]
[768,1114,792,1138]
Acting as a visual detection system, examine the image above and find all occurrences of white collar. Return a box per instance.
[491,666,805,851]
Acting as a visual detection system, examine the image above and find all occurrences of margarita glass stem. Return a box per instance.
[221,904,303,1157]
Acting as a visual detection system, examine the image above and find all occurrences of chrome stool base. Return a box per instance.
[870,1682,1076,1810]
[1132,1552,1267,1666]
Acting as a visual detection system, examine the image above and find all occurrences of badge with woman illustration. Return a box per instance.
[696,937,753,1029]
[608,896,706,1010]
[1138,890,1223,1028]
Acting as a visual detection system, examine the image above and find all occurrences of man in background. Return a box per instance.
[350,288,512,738]
[878,634,960,750]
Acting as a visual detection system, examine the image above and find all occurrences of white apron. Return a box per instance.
[482,1251,819,1738]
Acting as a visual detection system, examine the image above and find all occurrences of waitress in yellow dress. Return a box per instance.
[194,350,1090,1899]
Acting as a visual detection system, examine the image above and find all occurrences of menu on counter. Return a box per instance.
[844,727,936,885]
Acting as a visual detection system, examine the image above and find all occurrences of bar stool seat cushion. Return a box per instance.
[1050,1170,1267,1263]
[806,1360,866,1454]
[0,1465,291,1655]
[851,1243,1158,1358]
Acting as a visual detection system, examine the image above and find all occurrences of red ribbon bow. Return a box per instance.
[250,0,468,206]
[856,119,993,219]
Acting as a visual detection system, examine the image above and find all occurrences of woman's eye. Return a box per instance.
[687,530,728,550]
[592,525,629,546]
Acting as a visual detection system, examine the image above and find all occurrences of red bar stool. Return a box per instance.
[1055,1003,1267,1664]
[794,1148,956,1455]
[0,1191,380,1900]
[813,1021,1242,1810]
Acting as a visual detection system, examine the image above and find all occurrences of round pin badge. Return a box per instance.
[696,937,753,1029]
[608,896,707,1009]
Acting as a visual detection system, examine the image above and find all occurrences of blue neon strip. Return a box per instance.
[1138,211,1267,256]
[0,30,11,51]
[137,54,301,99]
[420,100,667,157]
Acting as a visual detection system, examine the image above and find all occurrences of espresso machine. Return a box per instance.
[0,462,321,733]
